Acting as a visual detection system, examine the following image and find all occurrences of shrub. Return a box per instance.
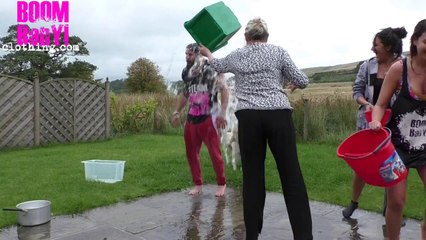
[111,93,185,135]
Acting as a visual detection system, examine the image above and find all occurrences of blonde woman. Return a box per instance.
[200,18,312,240]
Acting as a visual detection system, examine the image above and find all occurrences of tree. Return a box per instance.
[125,58,166,93]
[0,24,97,81]
[60,60,97,80]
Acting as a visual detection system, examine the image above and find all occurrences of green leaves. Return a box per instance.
[112,96,159,133]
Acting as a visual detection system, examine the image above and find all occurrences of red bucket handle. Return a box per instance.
[344,127,392,160]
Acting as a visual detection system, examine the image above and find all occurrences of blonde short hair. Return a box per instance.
[245,18,269,41]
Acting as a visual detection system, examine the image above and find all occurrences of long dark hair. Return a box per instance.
[410,19,426,57]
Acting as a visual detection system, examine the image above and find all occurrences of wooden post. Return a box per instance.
[303,98,309,141]
[105,78,111,138]
[73,79,77,143]
[33,74,40,146]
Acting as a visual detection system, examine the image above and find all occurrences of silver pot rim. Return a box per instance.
[16,200,51,210]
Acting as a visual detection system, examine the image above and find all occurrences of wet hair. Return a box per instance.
[375,27,407,57]
[186,43,199,54]
[410,19,426,57]
[244,18,269,41]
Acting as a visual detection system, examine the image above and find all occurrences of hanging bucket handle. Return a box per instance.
[371,127,392,154]
[344,127,392,160]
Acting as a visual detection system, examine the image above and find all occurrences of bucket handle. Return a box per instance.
[371,127,392,154]
[344,127,392,160]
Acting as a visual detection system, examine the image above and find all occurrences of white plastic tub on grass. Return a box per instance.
[82,160,125,183]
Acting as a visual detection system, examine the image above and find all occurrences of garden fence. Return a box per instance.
[0,74,111,149]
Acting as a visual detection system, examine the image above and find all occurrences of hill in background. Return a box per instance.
[304,51,410,83]
[112,54,410,93]
[301,60,362,83]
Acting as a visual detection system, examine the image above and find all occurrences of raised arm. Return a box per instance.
[199,44,214,61]
[369,60,402,130]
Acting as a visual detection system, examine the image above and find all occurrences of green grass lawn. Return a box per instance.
[0,134,424,228]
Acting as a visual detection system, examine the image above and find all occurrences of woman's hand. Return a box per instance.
[287,83,298,93]
[365,103,373,111]
[199,44,213,60]
[369,120,382,131]
[369,105,387,131]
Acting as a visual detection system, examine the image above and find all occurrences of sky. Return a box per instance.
[1,0,425,84]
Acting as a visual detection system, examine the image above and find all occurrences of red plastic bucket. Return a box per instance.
[337,128,408,187]
[365,108,392,125]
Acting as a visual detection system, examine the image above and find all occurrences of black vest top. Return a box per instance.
[387,58,426,168]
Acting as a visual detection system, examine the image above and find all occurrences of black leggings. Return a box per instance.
[235,109,313,240]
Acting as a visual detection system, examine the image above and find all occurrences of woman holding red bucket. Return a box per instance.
[343,26,408,218]
[370,19,426,240]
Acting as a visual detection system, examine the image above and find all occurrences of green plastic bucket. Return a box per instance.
[184,1,241,52]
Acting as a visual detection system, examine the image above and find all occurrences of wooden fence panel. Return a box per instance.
[0,76,34,148]
[74,80,106,141]
[39,79,75,144]
[0,74,110,149]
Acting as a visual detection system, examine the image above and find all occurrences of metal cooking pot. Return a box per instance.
[3,200,51,226]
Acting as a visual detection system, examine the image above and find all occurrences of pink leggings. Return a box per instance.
[184,116,226,186]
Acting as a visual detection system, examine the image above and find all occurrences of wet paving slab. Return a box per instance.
[0,185,422,240]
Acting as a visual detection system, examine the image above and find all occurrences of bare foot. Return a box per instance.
[189,185,202,195]
[215,184,226,197]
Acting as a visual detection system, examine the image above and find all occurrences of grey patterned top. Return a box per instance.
[210,42,309,111]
